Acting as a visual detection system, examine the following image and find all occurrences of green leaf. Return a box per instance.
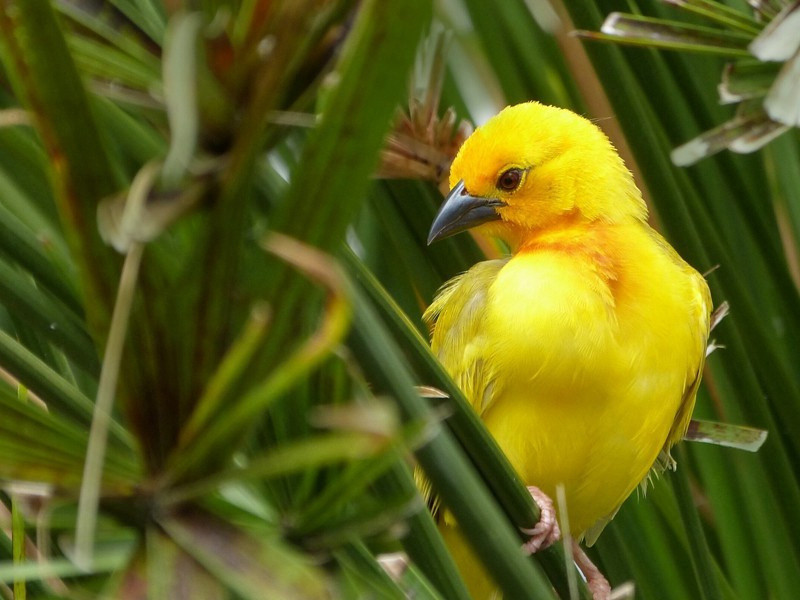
[0,0,123,336]
[719,60,780,103]
[0,200,80,313]
[0,258,98,374]
[170,235,351,482]
[0,379,139,490]
[348,281,558,599]
[578,13,752,57]
[161,12,203,188]
[164,431,392,506]
[162,511,331,600]
[11,495,25,600]
[748,1,800,61]
[566,2,800,597]
[0,329,133,449]
[372,461,472,600]
[140,529,228,600]
[105,0,167,44]
[684,419,767,451]
[459,0,584,108]
[764,50,800,127]
[671,108,789,166]
[69,36,160,91]
[343,247,591,599]
[672,446,723,600]
[0,552,129,585]
[264,0,435,253]
[659,0,760,35]
[334,543,412,600]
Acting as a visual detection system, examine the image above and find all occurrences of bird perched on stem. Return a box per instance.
[425,102,712,599]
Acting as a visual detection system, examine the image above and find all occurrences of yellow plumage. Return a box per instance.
[424,102,711,596]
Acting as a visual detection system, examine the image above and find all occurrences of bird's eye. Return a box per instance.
[497,168,523,192]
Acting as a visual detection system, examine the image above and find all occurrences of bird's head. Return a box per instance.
[428,102,647,247]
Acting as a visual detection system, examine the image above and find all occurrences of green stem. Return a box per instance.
[349,283,557,599]
[12,495,25,600]
[75,241,144,568]
[673,446,723,600]
[344,247,591,599]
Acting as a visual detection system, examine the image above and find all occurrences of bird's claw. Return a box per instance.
[572,538,616,600]
[520,485,561,554]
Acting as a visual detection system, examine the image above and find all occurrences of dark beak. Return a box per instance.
[427,180,506,245]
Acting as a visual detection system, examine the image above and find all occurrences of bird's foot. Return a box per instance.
[520,486,561,554]
[572,539,612,600]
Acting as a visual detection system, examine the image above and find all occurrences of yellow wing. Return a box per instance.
[654,232,714,464]
[652,268,713,471]
[423,258,509,415]
[417,259,507,520]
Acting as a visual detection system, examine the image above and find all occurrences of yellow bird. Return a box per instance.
[425,102,712,598]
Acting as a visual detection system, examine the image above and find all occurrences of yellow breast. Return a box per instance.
[428,219,710,537]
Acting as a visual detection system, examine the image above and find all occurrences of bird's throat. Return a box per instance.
[486,210,599,255]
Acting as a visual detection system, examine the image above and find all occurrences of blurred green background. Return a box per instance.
[0,0,797,598]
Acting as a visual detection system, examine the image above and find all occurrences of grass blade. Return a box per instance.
[0,0,122,335]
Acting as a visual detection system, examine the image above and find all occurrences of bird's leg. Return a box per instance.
[571,539,612,600]
[520,486,561,554]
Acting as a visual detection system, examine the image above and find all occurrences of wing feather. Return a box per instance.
[418,259,508,520]
[424,259,509,415]
[645,269,713,488]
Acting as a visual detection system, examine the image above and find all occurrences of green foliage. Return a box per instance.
[0,0,797,599]
[576,1,800,166]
